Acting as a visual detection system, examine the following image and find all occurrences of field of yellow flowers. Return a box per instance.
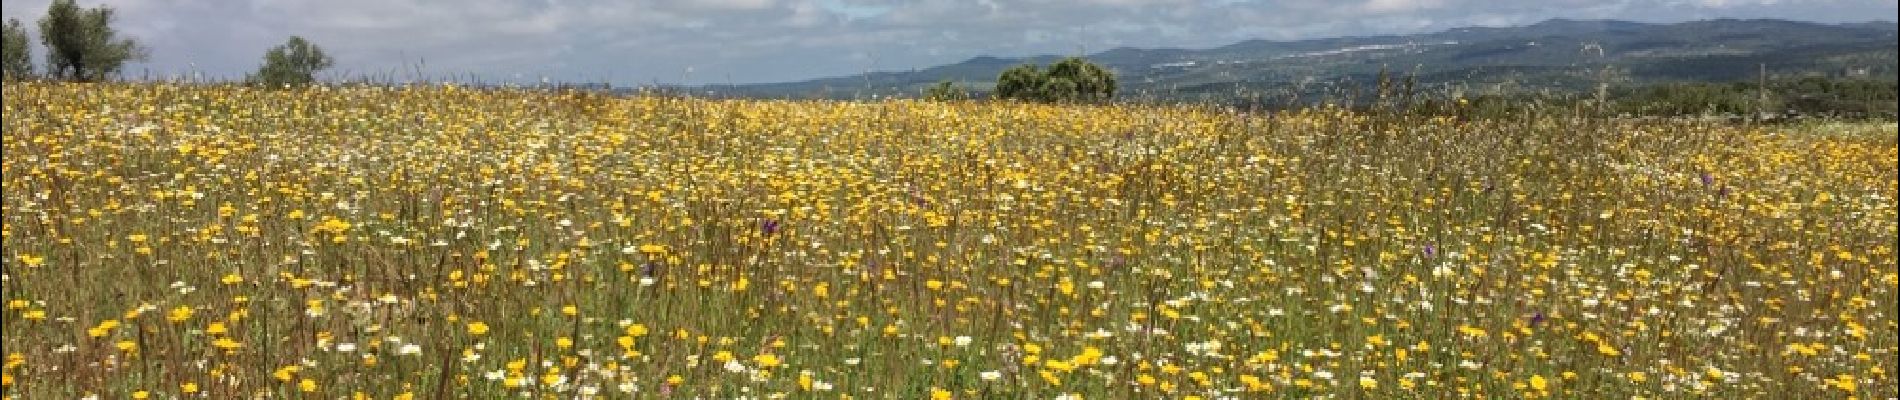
[2,82,1895,399]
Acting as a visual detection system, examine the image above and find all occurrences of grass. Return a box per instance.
[2,82,1895,399]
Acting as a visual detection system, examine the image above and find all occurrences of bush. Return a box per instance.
[923,80,968,101]
[994,57,1116,103]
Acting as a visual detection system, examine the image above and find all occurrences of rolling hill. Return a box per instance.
[702,18,1898,102]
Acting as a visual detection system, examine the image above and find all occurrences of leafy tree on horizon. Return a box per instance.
[249,36,333,87]
[993,57,1116,103]
[2,19,31,80]
[994,64,1047,101]
[37,0,146,82]
[1041,57,1115,102]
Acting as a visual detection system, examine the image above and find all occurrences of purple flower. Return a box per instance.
[640,262,659,278]
[761,219,780,235]
[1530,312,1545,326]
[1699,173,1715,187]
[1422,244,1437,258]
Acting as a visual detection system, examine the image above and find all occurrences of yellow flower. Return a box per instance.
[1071,346,1104,366]
[753,353,782,368]
[316,217,352,234]
[213,337,243,350]
[930,388,953,400]
[167,306,193,323]
[1239,374,1268,391]
[1597,343,1622,357]
[15,255,45,267]
[299,378,318,392]
[87,319,119,338]
[1830,374,1857,393]
[1529,374,1548,391]
[1457,325,1488,339]
[467,321,489,335]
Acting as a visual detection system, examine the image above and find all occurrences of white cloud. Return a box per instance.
[1362,0,1448,13]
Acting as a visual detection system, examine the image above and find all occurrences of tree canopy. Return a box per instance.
[994,57,1117,103]
[37,0,145,82]
[250,36,333,87]
[2,19,31,80]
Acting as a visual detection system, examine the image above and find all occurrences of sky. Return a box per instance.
[3,0,1895,85]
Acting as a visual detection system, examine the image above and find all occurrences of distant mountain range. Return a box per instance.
[701,19,1897,102]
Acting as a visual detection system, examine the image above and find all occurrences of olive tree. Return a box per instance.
[37,0,146,82]
[2,19,31,80]
[993,57,1115,103]
[249,36,333,87]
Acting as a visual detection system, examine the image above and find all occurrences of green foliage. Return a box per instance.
[1043,57,1116,102]
[1222,74,1897,122]
[1762,77,1897,119]
[249,36,333,88]
[922,80,968,101]
[36,0,145,82]
[1612,82,1760,116]
[994,64,1045,101]
[2,19,30,80]
[1614,77,1897,120]
[994,57,1116,103]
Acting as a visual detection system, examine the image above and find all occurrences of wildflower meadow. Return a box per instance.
[2,82,1895,399]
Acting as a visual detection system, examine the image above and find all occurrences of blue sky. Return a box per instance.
[2,0,1894,85]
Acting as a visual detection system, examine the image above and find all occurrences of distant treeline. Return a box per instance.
[1222,76,1896,121]
[1609,77,1896,119]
